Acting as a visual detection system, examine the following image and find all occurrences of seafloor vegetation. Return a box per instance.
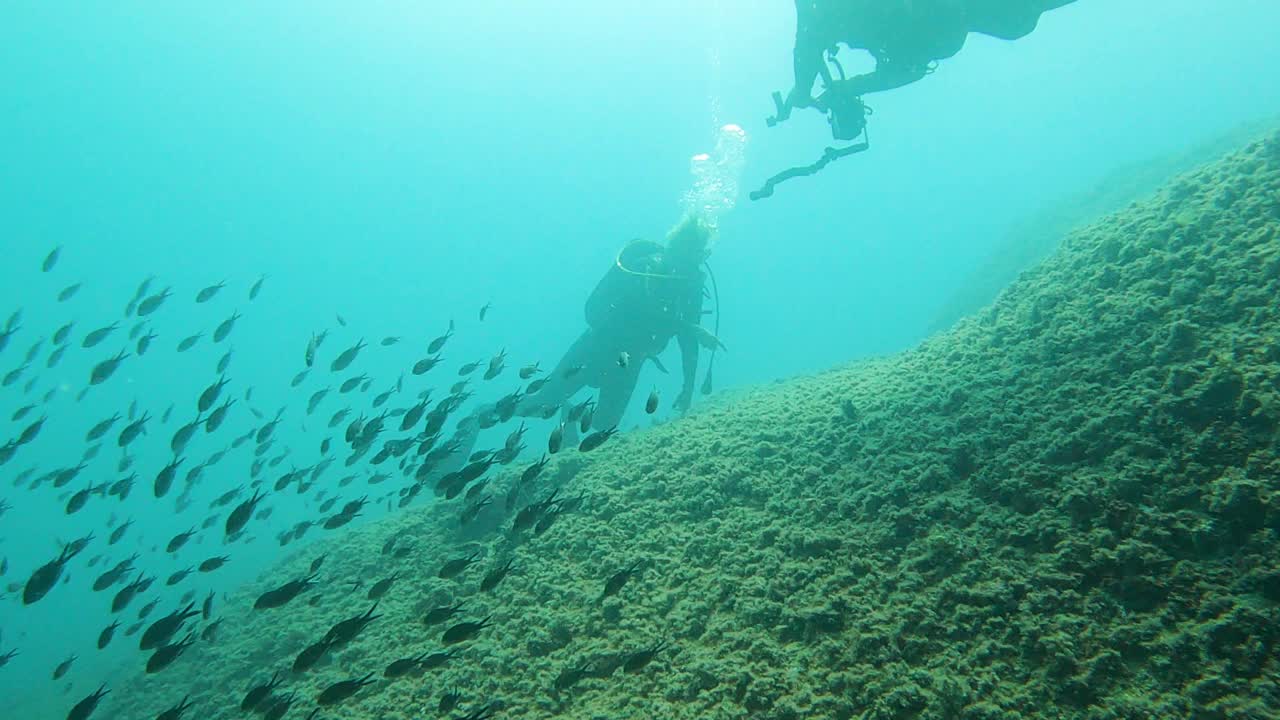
[111,131,1280,719]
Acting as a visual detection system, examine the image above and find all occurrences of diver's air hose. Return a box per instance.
[700,260,720,395]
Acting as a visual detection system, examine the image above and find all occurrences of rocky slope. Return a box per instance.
[110,131,1280,719]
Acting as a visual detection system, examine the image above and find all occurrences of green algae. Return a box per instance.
[110,131,1280,718]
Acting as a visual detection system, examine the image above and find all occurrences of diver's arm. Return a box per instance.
[786,1,828,113]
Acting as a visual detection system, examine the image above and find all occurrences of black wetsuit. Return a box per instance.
[790,0,1076,106]
[523,240,704,429]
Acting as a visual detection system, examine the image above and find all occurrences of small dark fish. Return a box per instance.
[195,282,225,303]
[82,322,119,348]
[255,408,285,445]
[110,573,145,613]
[154,695,194,720]
[154,457,183,498]
[518,362,541,379]
[255,572,319,609]
[2,364,28,387]
[241,671,283,711]
[322,603,381,646]
[422,601,466,625]
[53,654,76,679]
[645,388,659,414]
[65,483,98,514]
[438,689,462,714]
[89,348,130,385]
[366,572,400,601]
[383,652,430,678]
[23,543,83,604]
[213,310,241,343]
[438,551,480,579]
[225,489,266,537]
[534,505,563,535]
[198,376,230,413]
[145,633,195,673]
[330,338,366,372]
[176,332,203,353]
[53,321,74,345]
[623,640,670,673]
[46,344,67,368]
[201,618,223,642]
[58,282,82,302]
[548,424,564,454]
[479,558,515,592]
[419,649,459,670]
[602,560,644,599]
[118,412,150,447]
[136,286,174,315]
[166,567,194,586]
[304,332,321,368]
[205,398,235,433]
[140,601,200,650]
[171,413,205,453]
[521,455,549,484]
[166,528,197,553]
[66,683,109,720]
[309,554,326,573]
[412,354,442,375]
[380,336,400,346]
[108,518,133,545]
[137,330,157,356]
[339,373,368,393]
[42,246,61,272]
[317,672,376,706]
[216,348,232,374]
[137,287,173,316]
[427,320,454,354]
[292,638,331,672]
[441,616,492,644]
[554,664,593,692]
[579,426,618,452]
[97,621,120,649]
[17,415,46,445]
[202,590,214,620]
[198,555,229,572]
[249,275,266,300]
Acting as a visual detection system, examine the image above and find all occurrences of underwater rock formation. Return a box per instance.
[110,131,1280,718]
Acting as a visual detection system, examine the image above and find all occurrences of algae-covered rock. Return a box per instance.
[108,131,1280,718]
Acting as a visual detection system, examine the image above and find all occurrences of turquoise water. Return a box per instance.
[2,2,1279,717]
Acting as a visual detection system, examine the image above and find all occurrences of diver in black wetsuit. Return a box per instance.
[755,0,1076,199]
[781,0,1077,138]
[528,216,718,425]
[442,216,722,464]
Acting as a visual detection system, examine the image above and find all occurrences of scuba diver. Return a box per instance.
[528,215,722,424]
[440,216,723,466]
[754,0,1077,199]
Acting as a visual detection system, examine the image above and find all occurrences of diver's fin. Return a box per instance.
[648,356,669,375]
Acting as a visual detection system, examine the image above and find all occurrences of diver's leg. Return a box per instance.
[516,331,594,417]
[592,361,642,431]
